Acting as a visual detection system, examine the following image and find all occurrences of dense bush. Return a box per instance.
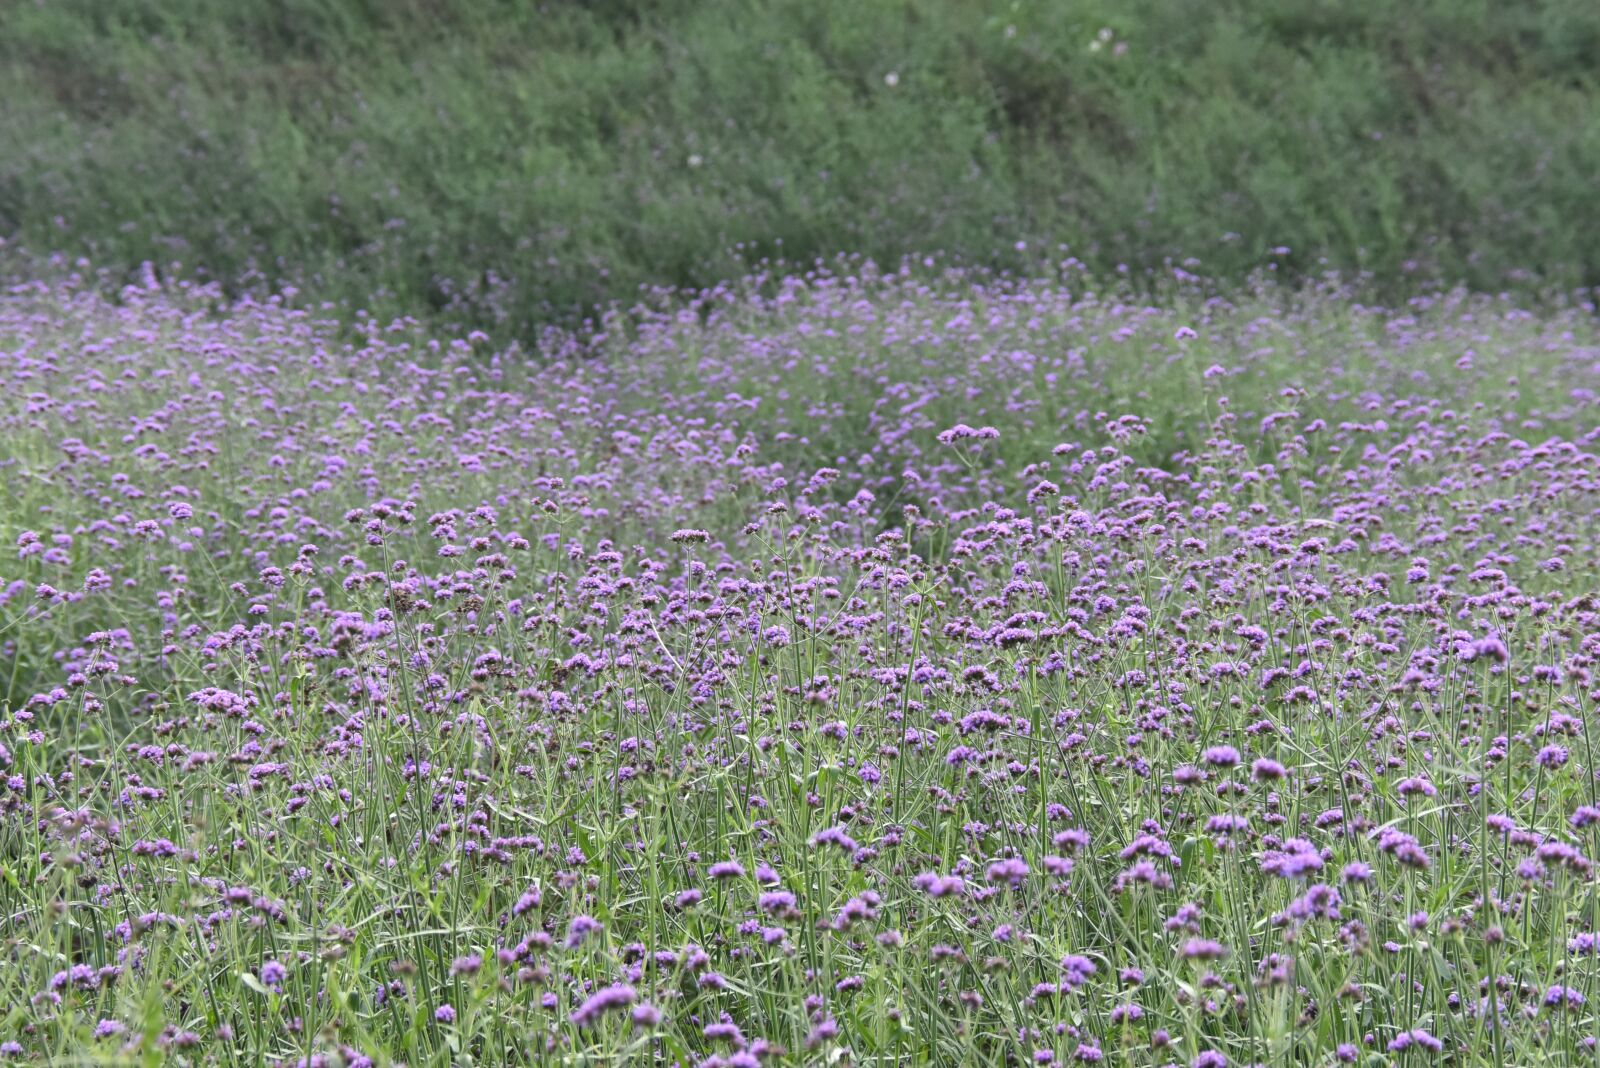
[3,0,1599,328]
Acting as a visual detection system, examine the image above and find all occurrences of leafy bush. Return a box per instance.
[3,0,1598,328]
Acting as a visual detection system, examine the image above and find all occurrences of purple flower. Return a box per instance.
[985,858,1031,886]
[565,915,603,949]
[513,885,543,916]
[1545,985,1586,1010]
[913,872,966,897]
[1181,939,1229,961]
[759,890,797,914]
[1387,1028,1443,1054]
[805,1017,839,1051]
[570,984,636,1027]
[1342,862,1373,884]
[1468,637,1510,663]
[707,860,746,880]
[1250,758,1287,781]
[1261,839,1324,879]
[259,960,287,990]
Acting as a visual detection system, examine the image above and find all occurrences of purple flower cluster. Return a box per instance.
[0,265,1597,1062]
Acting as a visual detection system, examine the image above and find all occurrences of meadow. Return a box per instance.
[2,259,1599,1064]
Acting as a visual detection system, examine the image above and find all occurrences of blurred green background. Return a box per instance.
[2,0,1597,328]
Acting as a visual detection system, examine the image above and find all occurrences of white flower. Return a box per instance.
[883,71,899,88]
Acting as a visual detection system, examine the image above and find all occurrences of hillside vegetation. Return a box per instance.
[3,0,1599,328]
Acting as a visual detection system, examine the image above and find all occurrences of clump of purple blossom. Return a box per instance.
[0,263,1596,1064]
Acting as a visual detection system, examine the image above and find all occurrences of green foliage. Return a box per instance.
[2,0,1599,328]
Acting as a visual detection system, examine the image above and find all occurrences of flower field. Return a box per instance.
[3,262,1600,1065]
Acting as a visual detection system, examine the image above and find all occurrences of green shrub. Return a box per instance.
[2,0,1598,329]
